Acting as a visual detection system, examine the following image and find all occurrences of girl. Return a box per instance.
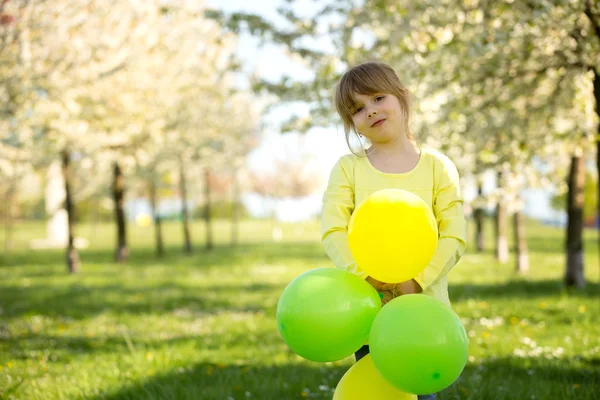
[321,62,467,400]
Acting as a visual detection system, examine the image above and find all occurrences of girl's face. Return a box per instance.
[350,92,405,144]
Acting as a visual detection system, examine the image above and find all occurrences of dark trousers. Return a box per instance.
[354,345,437,400]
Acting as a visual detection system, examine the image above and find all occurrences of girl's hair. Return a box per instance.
[334,62,416,154]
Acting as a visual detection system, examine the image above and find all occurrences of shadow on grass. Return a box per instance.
[440,356,600,400]
[3,325,285,363]
[89,355,600,400]
[0,242,324,321]
[92,361,345,400]
[0,279,280,320]
[451,279,600,302]
[2,242,598,322]
[0,242,329,269]
[2,333,133,362]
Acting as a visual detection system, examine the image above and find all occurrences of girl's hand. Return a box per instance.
[366,276,421,305]
[365,276,385,291]
[379,279,422,298]
[379,289,396,306]
[365,276,394,305]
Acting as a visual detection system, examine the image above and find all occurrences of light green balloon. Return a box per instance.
[370,294,469,394]
[276,268,381,362]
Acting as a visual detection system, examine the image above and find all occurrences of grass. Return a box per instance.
[0,217,599,400]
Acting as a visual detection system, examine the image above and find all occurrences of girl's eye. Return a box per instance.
[375,95,385,102]
[352,107,363,115]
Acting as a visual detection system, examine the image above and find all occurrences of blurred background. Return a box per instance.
[1,1,599,399]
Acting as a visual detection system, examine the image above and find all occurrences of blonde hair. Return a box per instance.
[334,62,416,154]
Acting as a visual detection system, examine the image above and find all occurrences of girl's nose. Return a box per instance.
[368,110,378,118]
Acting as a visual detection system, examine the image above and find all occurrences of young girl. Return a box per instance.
[321,62,467,400]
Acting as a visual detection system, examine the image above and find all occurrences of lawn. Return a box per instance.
[0,218,599,399]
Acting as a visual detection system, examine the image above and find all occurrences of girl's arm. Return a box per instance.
[413,155,467,292]
[321,157,364,277]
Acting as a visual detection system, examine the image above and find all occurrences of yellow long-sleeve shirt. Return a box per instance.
[321,147,467,306]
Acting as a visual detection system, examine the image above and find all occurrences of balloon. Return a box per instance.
[369,294,469,394]
[276,268,381,362]
[333,354,417,400]
[348,188,438,283]
[136,213,152,227]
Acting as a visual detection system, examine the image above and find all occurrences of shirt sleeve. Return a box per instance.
[414,156,467,291]
[321,157,365,277]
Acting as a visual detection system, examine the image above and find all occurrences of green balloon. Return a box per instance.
[369,294,468,394]
[276,268,381,362]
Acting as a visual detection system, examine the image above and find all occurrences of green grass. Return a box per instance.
[1,218,599,400]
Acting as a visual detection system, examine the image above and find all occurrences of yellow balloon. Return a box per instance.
[333,354,417,400]
[348,189,437,283]
[136,213,152,227]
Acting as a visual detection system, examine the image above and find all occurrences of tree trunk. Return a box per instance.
[513,208,529,274]
[593,69,600,277]
[204,167,213,250]
[495,170,508,263]
[231,168,239,247]
[62,149,80,273]
[179,159,192,254]
[565,146,586,288]
[473,179,485,252]
[113,161,128,263]
[4,187,14,254]
[149,177,164,257]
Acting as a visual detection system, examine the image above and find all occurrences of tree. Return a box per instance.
[564,144,587,288]
[211,0,600,282]
[551,170,597,223]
